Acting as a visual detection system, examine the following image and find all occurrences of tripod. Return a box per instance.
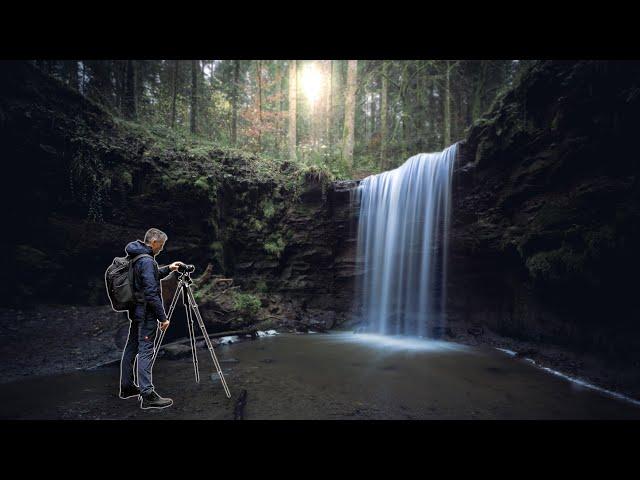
[150,270,231,398]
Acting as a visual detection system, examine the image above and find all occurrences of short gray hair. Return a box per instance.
[144,228,168,244]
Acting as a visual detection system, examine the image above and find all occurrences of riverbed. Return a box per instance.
[1,332,639,420]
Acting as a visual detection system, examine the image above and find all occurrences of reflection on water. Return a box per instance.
[329,332,470,353]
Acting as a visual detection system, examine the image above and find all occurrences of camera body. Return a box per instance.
[177,263,195,274]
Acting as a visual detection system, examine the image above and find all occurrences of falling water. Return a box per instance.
[354,143,457,338]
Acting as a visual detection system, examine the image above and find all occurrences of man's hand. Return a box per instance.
[159,320,170,331]
[169,261,184,271]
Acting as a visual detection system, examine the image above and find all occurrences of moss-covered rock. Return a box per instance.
[450,60,640,360]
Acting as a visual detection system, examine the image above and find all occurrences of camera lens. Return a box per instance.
[178,263,195,274]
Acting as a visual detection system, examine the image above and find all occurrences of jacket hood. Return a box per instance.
[125,240,153,257]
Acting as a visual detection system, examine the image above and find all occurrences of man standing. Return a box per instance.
[119,228,183,410]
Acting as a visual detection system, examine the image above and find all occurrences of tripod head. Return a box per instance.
[175,263,196,284]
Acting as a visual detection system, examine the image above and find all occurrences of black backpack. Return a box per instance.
[105,253,152,311]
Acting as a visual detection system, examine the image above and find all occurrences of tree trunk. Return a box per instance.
[472,61,487,123]
[443,60,451,147]
[288,60,297,162]
[256,60,262,149]
[123,60,137,120]
[400,63,411,160]
[327,60,334,152]
[274,61,281,154]
[66,61,79,90]
[115,61,125,113]
[342,60,358,167]
[170,60,178,128]
[380,60,388,170]
[231,60,240,146]
[190,60,198,135]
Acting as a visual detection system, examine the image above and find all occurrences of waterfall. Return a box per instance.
[354,143,457,338]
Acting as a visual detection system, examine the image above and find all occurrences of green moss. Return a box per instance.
[261,199,276,219]
[209,240,224,253]
[525,246,586,286]
[194,176,209,191]
[232,291,261,316]
[264,234,286,258]
[254,280,268,293]
[121,171,133,189]
[250,218,265,232]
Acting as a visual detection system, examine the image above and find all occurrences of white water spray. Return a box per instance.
[354,144,457,338]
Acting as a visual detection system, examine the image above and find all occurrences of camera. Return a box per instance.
[177,263,195,274]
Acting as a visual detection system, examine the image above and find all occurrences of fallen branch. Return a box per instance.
[193,264,214,287]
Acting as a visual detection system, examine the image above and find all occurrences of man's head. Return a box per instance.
[144,228,168,256]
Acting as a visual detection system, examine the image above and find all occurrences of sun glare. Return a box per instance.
[301,62,323,104]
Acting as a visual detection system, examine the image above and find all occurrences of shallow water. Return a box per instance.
[1,332,639,420]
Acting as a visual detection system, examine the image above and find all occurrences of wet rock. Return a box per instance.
[163,344,192,359]
[210,371,231,383]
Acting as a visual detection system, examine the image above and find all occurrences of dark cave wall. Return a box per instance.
[446,60,640,360]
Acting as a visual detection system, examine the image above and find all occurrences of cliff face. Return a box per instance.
[0,61,358,331]
[447,61,640,362]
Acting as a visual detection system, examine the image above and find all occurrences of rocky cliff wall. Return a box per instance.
[446,61,640,363]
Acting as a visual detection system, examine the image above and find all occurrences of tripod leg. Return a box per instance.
[150,279,183,368]
[186,286,231,398]
[184,301,200,383]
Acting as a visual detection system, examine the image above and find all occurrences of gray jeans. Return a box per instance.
[120,317,158,396]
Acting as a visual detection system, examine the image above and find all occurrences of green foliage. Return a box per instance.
[232,291,261,316]
[45,59,523,182]
[209,240,224,267]
[264,234,286,258]
[121,171,133,189]
[261,199,276,219]
[69,147,108,223]
[254,280,269,293]
[194,176,209,191]
[250,218,265,232]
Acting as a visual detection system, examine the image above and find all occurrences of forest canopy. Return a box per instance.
[34,60,531,178]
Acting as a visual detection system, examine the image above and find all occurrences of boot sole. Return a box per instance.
[119,393,141,399]
[140,401,173,410]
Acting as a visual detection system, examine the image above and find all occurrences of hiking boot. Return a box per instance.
[140,391,173,410]
[119,385,140,399]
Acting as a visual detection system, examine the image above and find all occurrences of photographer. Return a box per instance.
[119,228,184,410]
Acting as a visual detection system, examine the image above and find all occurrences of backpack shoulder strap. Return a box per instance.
[130,253,153,264]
